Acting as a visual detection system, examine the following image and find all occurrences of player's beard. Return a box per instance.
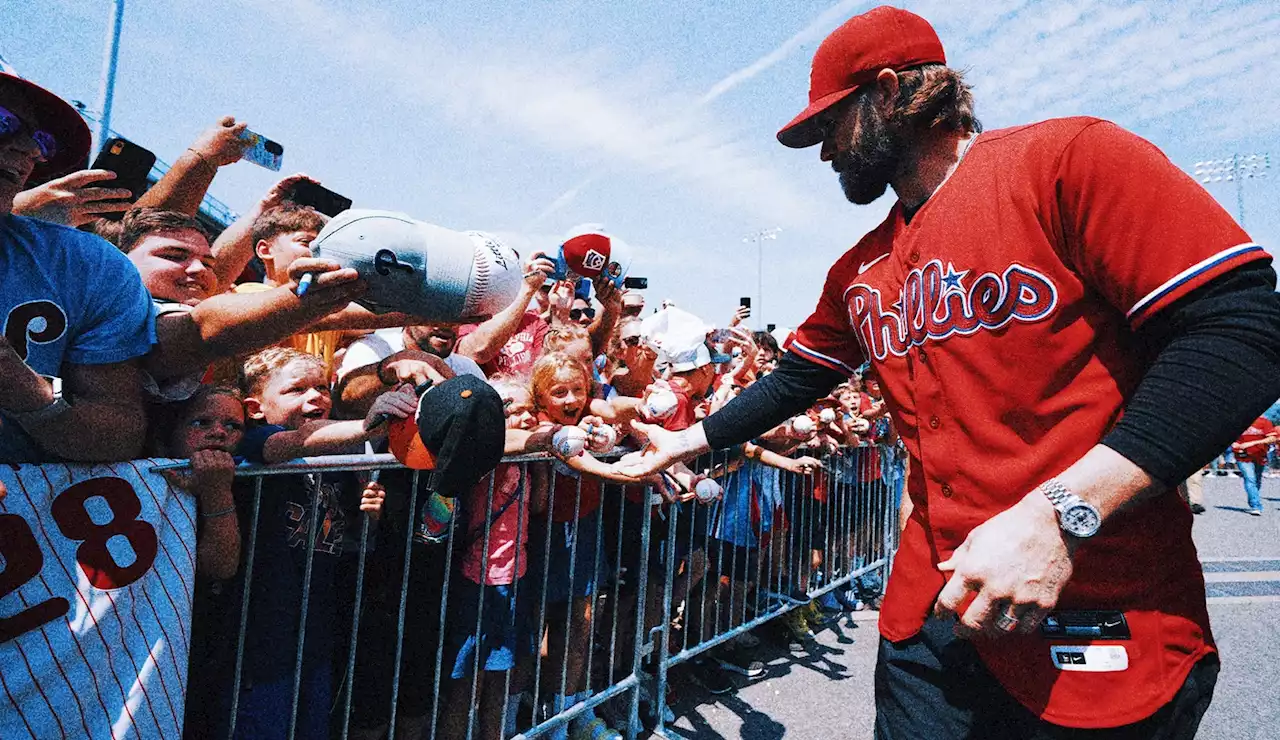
[834,98,906,205]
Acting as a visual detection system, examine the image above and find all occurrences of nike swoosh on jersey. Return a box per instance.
[858,253,890,275]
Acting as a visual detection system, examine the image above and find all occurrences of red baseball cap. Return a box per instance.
[777,6,945,149]
[0,71,92,182]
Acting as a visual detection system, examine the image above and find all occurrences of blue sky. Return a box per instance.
[5,0,1278,329]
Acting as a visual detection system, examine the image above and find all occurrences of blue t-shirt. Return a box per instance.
[0,215,156,461]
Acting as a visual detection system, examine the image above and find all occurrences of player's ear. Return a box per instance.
[873,68,900,116]
[243,396,267,421]
[254,238,273,262]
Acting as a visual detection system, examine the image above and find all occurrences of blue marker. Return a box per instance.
[295,272,314,297]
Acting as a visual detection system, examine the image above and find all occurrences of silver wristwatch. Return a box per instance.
[1038,478,1101,538]
[7,376,70,428]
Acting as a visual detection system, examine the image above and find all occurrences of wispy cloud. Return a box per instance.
[913,0,1280,143]
[698,0,867,106]
[240,0,819,229]
[534,0,868,228]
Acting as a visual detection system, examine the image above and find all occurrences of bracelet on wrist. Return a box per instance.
[200,505,236,520]
[186,148,216,173]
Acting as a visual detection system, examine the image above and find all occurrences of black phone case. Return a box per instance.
[90,138,156,202]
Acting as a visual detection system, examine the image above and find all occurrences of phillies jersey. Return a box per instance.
[788,118,1267,728]
[1233,417,1274,464]
[1,462,198,739]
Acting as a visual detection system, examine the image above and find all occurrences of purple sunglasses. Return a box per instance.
[0,105,57,163]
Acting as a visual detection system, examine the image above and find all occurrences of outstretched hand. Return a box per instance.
[609,420,708,482]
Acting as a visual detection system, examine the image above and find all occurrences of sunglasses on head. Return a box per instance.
[569,307,596,321]
[621,335,642,347]
[0,105,57,163]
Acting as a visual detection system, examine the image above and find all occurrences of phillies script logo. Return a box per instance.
[844,259,1058,360]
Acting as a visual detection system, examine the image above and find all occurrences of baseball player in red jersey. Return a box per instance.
[615,6,1280,738]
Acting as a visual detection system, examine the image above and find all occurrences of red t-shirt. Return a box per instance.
[1234,417,1275,464]
[787,118,1266,727]
[458,310,548,378]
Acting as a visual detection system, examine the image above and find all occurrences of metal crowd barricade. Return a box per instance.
[176,444,901,740]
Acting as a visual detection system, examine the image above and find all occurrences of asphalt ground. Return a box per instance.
[654,474,1280,739]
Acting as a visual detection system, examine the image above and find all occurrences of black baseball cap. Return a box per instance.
[397,374,506,494]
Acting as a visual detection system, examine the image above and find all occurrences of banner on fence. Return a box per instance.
[1,460,195,739]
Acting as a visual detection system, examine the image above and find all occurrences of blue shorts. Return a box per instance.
[447,581,535,679]
[528,512,606,604]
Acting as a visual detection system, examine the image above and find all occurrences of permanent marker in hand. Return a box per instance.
[295,273,314,297]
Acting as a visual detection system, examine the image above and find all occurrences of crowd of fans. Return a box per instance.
[1,73,905,740]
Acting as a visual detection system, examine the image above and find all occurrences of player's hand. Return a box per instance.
[360,481,387,520]
[191,116,249,166]
[12,169,134,226]
[610,420,704,482]
[933,491,1073,637]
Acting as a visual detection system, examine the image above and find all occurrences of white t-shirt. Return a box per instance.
[337,328,487,382]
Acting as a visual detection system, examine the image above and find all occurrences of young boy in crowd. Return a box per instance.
[227,347,410,740]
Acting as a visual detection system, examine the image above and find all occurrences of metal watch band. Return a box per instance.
[1039,477,1074,508]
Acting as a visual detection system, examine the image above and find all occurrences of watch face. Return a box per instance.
[1062,503,1101,538]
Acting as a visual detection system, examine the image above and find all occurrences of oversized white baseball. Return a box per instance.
[791,415,816,436]
[644,388,679,420]
[552,425,588,457]
[694,477,723,503]
[586,423,617,453]
[819,408,836,424]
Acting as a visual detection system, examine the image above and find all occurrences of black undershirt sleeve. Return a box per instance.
[1102,260,1280,486]
[702,352,848,450]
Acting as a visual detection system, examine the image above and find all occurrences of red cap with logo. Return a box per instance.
[777,6,945,149]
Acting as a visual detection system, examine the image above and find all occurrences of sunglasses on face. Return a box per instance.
[569,307,596,321]
[0,105,57,163]
[621,335,642,347]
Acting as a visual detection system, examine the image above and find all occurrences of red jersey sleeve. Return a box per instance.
[1054,120,1269,329]
[786,253,865,375]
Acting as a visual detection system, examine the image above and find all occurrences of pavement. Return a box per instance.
[652,475,1280,739]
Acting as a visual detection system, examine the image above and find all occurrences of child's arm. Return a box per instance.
[164,449,241,580]
[259,387,418,463]
[589,395,644,424]
[504,423,561,455]
[747,442,823,476]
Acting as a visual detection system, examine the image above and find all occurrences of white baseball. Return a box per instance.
[585,423,617,453]
[819,408,836,424]
[791,415,816,436]
[694,477,723,504]
[552,425,588,458]
[644,388,679,421]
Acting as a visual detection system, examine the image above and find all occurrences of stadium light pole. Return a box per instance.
[94,0,126,156]
[743,227,782,330]
[1193,153,1270,228]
